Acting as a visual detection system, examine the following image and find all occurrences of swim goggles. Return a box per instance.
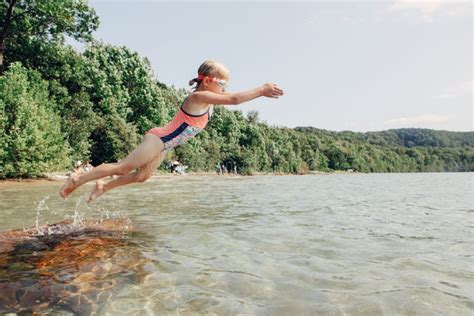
[197,74,229,89]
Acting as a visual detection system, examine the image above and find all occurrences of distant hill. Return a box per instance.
[295,127,474,148]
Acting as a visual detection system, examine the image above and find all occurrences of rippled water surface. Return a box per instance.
[1,173,473,315]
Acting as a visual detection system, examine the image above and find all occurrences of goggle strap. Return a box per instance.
[197,74,228,87]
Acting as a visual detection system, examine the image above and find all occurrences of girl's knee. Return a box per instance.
[136,171,151,183]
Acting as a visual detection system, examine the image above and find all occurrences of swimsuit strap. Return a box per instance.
[180,99,210,118]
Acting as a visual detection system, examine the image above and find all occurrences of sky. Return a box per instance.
[73,0,473,132]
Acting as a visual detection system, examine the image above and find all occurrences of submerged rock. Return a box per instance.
[0,219,152,314]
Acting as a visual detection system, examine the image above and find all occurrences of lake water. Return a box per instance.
[0,173,473,315]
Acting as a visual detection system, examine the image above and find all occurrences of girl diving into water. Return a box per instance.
[59,60,284,203]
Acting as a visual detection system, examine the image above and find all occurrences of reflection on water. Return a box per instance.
[0,173,473,315]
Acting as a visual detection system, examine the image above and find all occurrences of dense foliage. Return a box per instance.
[0,1,472,178]
[0,63,70,177]
[296,127,474,148]
[295,127,473,173]
[0,0,98,72]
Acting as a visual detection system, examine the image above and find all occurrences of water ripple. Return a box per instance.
[0,173,472,315]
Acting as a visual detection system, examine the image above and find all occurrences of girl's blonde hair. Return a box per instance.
[189,60,230,90]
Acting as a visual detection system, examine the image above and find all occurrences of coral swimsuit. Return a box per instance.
[147,100,211,151]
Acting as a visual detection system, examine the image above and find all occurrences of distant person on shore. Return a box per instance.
[83,160,93,172]
[73,161,83,174]
[72,160,93,175]
[59,60,284,202]
[216,163,222,175]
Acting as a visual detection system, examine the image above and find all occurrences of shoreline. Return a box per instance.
[0,170,335,186]
[0,170,469,187]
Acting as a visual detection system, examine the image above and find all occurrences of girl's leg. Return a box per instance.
[87,151,166,203]
[60,134,164,198]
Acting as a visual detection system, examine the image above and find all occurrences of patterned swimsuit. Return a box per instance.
[146,101,211,151]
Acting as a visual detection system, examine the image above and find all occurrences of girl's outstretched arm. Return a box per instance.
[193,83,284,106]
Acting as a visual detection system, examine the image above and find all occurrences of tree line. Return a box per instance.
[1,1,472,178]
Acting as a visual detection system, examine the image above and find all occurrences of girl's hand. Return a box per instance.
[262,83,284,99]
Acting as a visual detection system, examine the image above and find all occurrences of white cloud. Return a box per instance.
[388,0,469,22]
[384,114,450,127]
[390,0,444,13]
[436,80,474,99]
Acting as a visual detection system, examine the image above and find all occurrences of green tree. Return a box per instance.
[89,115,138,165]
[0,0,99,73]
[0,63,70,177]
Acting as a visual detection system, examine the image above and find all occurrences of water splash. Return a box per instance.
[97,205,124,221]
[71,197,85,228]
[34,196,50,236]
[30,194,132,237]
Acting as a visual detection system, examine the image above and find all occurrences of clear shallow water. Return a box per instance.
[0,173,473,315]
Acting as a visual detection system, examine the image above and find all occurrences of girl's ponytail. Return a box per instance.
[189,77,203,91]
[188,78,198,86]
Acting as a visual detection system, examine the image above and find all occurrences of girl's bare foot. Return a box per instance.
[59,173,79,199]
[87,179,106,204]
